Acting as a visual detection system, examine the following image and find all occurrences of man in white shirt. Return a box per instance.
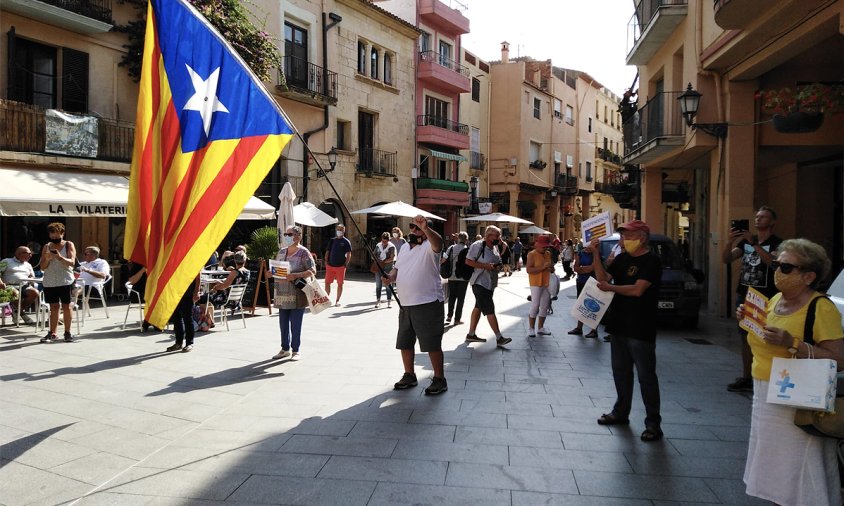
[382,216,447,395]
[78,246,110,285]
[0,246,39,323]
[464,225,513,348]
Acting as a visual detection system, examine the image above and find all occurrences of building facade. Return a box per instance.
[458,47,490,239]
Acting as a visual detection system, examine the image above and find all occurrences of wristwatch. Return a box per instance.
[787,337,800,355]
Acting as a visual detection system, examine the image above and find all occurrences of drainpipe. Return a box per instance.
[302,11,342,202]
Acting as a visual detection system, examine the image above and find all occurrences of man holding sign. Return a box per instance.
[590,220,663,442]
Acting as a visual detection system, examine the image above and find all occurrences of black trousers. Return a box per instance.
[446,280,469,321]
[610,335,661,429]
[170,288,195,346]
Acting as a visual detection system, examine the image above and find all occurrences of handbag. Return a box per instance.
[440,246,453,279]
[300,276,331,315]
[569,277,614,329]
[369,260,381,274]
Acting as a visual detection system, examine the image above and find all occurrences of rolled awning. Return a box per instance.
[0,167,274,220]
[429,149,466,162]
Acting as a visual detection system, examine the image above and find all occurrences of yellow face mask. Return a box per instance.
[622,239,641,253]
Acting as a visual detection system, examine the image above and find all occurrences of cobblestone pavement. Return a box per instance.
[0,268,765,505]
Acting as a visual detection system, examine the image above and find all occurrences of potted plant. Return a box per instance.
[757,83,844,133]
[248,226,280,261]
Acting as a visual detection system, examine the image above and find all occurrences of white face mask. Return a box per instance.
[392,233,399,239]
[281,236,294,247]
[336,230,344,237]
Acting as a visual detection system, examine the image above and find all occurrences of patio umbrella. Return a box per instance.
[293,202,338,227]
[277,182,296,249]
[519,225,551,234]
[462,212,533,224]
[350,201,445,221]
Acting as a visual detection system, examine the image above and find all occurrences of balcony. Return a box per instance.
[357,148,397,177]
[596,147,623,166]
[626,0,688,65]
[415,177,469,207]
[469,151,485,170]
[622,91,686,165]
[0,99,133,163]
[417,115,470,150]
[419,0,470,35]
[555,174,579,196]
[4,0,113,34]
[277,56,338,106]
[418,51,471,94]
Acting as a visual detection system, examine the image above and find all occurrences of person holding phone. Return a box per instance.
[39,222,77,342]
[721,206,782,393]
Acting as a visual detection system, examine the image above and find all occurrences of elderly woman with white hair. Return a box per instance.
[739,238,844,505]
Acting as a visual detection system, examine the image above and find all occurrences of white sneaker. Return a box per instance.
[528,330,536,337]
[272,349,291,360]
[291,352,302,361]
[375,301,381,308]
[538,328,552,335]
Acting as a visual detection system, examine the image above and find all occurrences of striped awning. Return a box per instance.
[429,149,466,162]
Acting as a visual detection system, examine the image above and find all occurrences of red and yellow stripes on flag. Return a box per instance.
[125,2,292,328]
[585,224,607,241]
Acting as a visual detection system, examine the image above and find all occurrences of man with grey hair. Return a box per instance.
[442,231,470,325]
[78,246,110,285]
[0,246,39,323]
[464,225,512,348]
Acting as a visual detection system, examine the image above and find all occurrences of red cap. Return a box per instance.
[617,219,650,235]
[534,235,551,247]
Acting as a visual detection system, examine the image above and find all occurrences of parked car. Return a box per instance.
[599,233,703,328]
[826,268,844,329]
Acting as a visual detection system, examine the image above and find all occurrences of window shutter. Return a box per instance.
[62,47,89,113]
[7,27,22,102]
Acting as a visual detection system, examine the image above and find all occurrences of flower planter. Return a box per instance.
[772,112,824,133]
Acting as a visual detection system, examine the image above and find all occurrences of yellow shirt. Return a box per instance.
[527,250,551,287]
[749,292,843,381]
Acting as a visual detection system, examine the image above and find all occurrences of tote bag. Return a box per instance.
[767,356,837,412]
[301,277,332,315]
[570,277,614,329]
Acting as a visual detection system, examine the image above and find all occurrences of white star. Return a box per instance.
[183,64,229,137]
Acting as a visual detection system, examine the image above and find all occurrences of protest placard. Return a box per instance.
[581,211,613,243]
[739,287,769,336]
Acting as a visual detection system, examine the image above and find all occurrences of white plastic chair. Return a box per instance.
[122,282,145,330]
[37,285,82,336]
[212,284,247,331]
[82,274,112,318]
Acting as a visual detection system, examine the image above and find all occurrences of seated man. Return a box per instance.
[0,246,39,324]
[78,246,111,286]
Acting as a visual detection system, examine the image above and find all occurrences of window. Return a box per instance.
[603,137,608,151]
[564,105,574,125]
[370,47,379,79]
[533,98,541,119]
[8,37,58,109]
[383,53,392,85]
[586,161,592,181]
[595,100,599,120]
[420,32,431,53]
[604,105,609,123]
[336,120,350,151]
[438,40,451,67]
[472,77,480,102]
[470,127,482,169]
[358,111,375,171]
[566,154,574,169]
[357,41,366,74]
[284,21,309,89]
[425,96,448,128]
[529,141,541,165]
[554,98,562,118]
[61,48,88,113]
[588,117,592,133]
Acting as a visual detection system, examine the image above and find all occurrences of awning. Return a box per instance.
[0,168,275,220]
[429,149,466,162]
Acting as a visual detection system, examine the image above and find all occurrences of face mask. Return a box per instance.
[392,233,399,239]
[50,237,62,244]
[336,230,343,237]
[491,239,500,246]
[774,269,806,292]
[622,239,641,253]
[281,236,294,247]
[407,233,423,245]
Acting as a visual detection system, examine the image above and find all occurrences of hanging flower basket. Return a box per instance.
[771,111,825,134]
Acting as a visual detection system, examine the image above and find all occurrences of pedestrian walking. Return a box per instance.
[443,232,469,325]
[464,225,512,348]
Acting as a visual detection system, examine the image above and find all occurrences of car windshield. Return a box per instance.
[600,237,684,269]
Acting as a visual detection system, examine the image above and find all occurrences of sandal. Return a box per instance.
[567,328,583,335]
[597,413,629,426]
[585,330,599,339]
[641,427,664,442]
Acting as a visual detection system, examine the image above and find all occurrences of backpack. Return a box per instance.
[455,243,483,281]
[440,245,453,279]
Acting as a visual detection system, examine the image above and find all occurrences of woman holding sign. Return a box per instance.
[272,225,315,361]
[738,239,843,505]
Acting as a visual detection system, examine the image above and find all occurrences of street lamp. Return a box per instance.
[469,176,479,214]
[677,83,728,138]
[327,147,338,172]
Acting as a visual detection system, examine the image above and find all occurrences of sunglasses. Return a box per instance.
[771,261,802,274]
[408,224,419,230]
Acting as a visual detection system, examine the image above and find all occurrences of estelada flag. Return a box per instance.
[125,0,293,328]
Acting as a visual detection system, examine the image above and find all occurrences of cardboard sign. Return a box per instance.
[268,260,291,279]
[739,287,768,336]
[581,211,613,243]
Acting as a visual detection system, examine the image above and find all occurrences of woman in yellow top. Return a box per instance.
[525,235,554,337]
[739,239,844,505]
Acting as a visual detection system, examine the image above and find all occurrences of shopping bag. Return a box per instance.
[767,356,837,412]
[547,273,560,299]
[569,277,614,328]
[301,277,331,315]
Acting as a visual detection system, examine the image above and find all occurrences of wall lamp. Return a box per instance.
[677,83,728,139]
[327,147,338,172]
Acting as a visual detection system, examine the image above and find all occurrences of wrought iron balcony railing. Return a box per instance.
[279,56,338,102]
[417,115,469,135]
[622,91,685,154]
[40,0,113,24]
[555,174,578,195]
[357,148,397,177]
[418,50,470,77]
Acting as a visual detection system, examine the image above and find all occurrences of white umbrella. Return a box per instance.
[519,225,551,234]
[462,212,533,224]
[293,202,338,227]
[277,182,296,248]
[351,201,445,221]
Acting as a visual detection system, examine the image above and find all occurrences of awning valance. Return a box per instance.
[0,168,275,219]
[429,149,466,162]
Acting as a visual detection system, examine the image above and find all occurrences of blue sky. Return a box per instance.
[461,0,638,96]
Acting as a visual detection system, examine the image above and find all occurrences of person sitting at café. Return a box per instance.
[0,246,39,324]
[78,246,110,286]
[197,251,250,327]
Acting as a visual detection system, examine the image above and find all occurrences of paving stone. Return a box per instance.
[0,459,91,505]
[50,451,139,485]
[455,426,563,448]
[513,491,653,505]
[391,439,509,465]
[509,446,634,473]
[369,482,511,505]
[318,455,447,484]
[103,466,250,501]
[348,420,456,442]
[227,475,376,505]
[278,434,398,458]
[573,469,720,502]
[446,461,578,494]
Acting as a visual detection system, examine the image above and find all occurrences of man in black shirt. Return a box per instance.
[591,220,663,442]
[721,206,781,393]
